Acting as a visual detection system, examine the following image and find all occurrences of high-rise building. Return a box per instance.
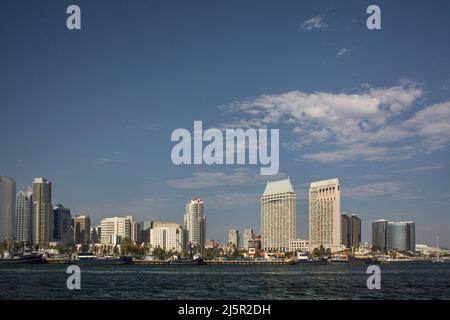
[406,221,416,252]
[261,177,296,252]
[132,221,141,243]
[351,215,362,249]
[15,186,32,244]
[184,197,206,250]
[372,220,415,252]
[387,221,415,252]
[140,221,153,244]
[243,228,254,250]
[341,213,361,249]
[341,214,351,248]
[150,221,185,252]
[90,226,101,244]
[53,204,72,245]
[100,216,133,245]
[228,229,240,248]
[372,219,388,250]
[32,178,52,246]
[0,176,16,242]
[73,215,91,245]
[309,178,341,252]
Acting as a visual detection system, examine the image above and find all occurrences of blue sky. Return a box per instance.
[1,0,450,246]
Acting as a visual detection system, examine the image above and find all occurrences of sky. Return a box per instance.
[1,0,450,247]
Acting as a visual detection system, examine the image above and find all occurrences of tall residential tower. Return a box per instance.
[184,197,206,250]
[341,213,361,249]
[15,186,33,244]
[53,204,72,245]
[32,178,52,246]
[309,178,341,252]
[261,177,296,252]
[0,176,16,242]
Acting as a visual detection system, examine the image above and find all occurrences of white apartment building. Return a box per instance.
[100,215,133,245]
[309,178,341,252]
[288,239,310,253]
[184,197,206,250]
[150,221,185,252]
[261,177,296,252]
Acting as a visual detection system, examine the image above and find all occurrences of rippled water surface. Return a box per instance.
[1,263,449,299]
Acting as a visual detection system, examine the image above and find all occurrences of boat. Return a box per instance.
[0,249,46,264]
[348,256,377,264]
[433,236,445,263]
[167,258,204,265]
[64,252,133,265]
[291,252,328,265]
[165,253,204,265]
[330,254,349,263]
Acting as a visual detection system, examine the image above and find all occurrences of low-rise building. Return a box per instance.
[288,239,310,253]
[150,221,186,252]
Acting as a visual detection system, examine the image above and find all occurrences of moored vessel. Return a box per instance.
[64,252,132,265]
[0,249,46,264]
[291,252,328,265]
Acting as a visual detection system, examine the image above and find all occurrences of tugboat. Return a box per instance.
[0,248,46,264]
[64,252,132,265]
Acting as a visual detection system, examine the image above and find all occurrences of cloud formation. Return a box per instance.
[336,48,349,57]
[222,82,450,163]
[166,168,263,189]
[300,15,327,31]
[342,181,403,198]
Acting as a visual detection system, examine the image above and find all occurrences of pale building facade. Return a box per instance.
[309,178,341,252]
[184,197,206,250]
[228,229,240,248]
[100,215,133,245]
[15,186,32,244]
[288,239,310,253]
[261,177,296,252]
[243,228,254,250]
[150,221,185,252]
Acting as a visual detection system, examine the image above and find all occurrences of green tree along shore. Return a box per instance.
[1,239,446,261]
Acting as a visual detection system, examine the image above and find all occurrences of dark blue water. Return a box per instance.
[1,263,449,299]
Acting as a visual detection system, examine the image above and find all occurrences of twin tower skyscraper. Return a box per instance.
[0,176,52,245]
[261,177,341,252]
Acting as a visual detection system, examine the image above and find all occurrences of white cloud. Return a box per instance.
[342,181,403,199]
[96,157,112,165]
[336,48,349,57]
[402,101,450,151]
[441,79,450,91]
[221,82,450,163]
[206,192,260,207]
[166,168,262,189]
[300,15,327,31]
[397,164,445,173]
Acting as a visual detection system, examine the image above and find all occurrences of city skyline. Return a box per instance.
[1,1,450,246]
[2,173,423,252]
